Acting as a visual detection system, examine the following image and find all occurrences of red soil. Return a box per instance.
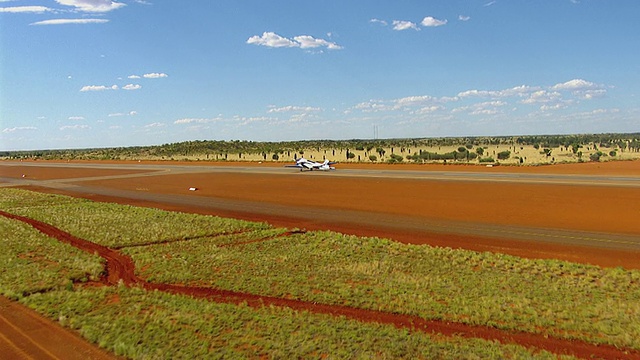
[68,160,640,269]
[4,159,640,358]
[2,209,640,359]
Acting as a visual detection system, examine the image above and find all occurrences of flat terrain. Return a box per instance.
[1,159,640,358]
[3,160,639,268]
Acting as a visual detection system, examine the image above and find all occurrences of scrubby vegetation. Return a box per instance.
[3,133,639,166]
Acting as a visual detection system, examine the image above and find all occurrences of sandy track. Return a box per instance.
[0,295,118,360]
[3,210,639,360]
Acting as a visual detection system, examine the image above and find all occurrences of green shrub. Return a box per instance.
[497,151,511,160]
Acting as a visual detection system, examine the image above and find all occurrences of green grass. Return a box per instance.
[125,230,640,350]
[1,188,271,247]
[1,188,638,357]
[21,285,574,359]
[0,215,104,299]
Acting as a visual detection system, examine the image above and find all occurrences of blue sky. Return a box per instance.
[1,0,639,151]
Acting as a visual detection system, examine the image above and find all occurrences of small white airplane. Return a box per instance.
[286,157,337,171]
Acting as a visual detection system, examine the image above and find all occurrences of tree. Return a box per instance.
[387,154,404,163]
[497,150,511,160]
[369,155,377,162]
[476,147,484,156]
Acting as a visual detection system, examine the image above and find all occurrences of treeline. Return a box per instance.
[3,133,640,161]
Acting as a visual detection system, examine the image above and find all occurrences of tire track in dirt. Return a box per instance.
[3,210,639,360]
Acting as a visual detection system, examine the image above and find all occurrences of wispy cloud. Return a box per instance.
[60,124,90,130]
[267,105,321,113]
[108,111,137,117]
[80,84,118,92]
[369,18,388,26]
[68,116,85,120]
[31,18,109,25]
[0,6,52,13]
[293,35,342,50]
[174,118,221,124]
[144,122,165,128]
[458,15,471,21]
[55,0,125,13]
[392,20,420,31]
[247,32,342,50]
[3,126,37,133]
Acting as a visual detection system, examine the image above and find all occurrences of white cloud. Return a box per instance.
[31,19,109,25]
[60,124,90,130]
[551,79,599,91]
[267,105,321,113]
[128,75,141,79]
[144,122,164,128]
[484,1,497,6]
[370,18,387,26]
[247,32,299,48]
[122,84,142,90]
[293,35,342,50]
[580,90,606,99]
[233,116,275,126]
[552,79,607,100]
[392,20,420,31]
[353,95,458,114]
[458,85,537,99]
[540,103,567,111]
[454,100,507,116]
[520,90,562,104]
[68,116,85,120]
[143,72,168,78]
[55,0,125,13]
[0,6,52,13]
[421,16,447,27]
[395,95,435,107]
[108,111,137,117]
[174,118,219,124]
[458,15,470,21]
[247,32,342,50]
[413,105,445,115]
[470,109,500,116]
[80,84,118,91]
[3,126,37,133]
